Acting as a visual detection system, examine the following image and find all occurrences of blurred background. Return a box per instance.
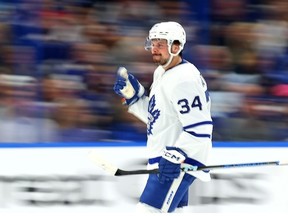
[0,1,288,213]
[0,0,288,143]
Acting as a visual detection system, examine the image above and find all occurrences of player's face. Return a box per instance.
[150,39,170,65]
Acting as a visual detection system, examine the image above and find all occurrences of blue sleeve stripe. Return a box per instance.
[183,121,213,130]
[185,130,211,138]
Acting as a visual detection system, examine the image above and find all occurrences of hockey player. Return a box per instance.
[113,21,213,213]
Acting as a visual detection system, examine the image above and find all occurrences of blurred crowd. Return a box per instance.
[0,0,287,143]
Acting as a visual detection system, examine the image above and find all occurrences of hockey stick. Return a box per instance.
[88,150,288,176]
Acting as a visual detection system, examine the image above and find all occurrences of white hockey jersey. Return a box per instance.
[128,60,213,181]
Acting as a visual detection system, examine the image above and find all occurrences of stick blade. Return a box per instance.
[88,150,118,176]
[279,161,288,166]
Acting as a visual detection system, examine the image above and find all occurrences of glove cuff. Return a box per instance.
[162,147,186,164]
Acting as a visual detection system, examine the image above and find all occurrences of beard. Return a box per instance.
[152,54,168,66]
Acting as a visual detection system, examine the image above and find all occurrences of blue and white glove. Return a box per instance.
[158,147,187,184]
[113,67,145,106]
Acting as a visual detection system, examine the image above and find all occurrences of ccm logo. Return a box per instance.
[163,151,184,163]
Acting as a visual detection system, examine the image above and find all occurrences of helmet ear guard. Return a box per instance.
[171,40,183,56]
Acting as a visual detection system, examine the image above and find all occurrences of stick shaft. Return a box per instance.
[196,161,279,171]
[88,151,285,176]
[115,161,281,176]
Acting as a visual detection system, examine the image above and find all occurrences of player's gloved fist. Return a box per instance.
[113,67,145,106]
[158,147,187,184]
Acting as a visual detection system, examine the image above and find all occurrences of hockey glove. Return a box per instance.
[113,67,145,106]
[158,147,187,184]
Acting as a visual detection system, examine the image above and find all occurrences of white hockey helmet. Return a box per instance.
[145,21,186,54]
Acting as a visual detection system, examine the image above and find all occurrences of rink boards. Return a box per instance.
[0,141,287,214]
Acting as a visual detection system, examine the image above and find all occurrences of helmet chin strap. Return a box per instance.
[160,45,182,69]
[161,54,174,69]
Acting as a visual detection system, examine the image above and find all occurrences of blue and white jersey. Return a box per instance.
[128,60,213,181]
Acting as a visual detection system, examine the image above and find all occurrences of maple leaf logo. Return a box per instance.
[147,95,160,135]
